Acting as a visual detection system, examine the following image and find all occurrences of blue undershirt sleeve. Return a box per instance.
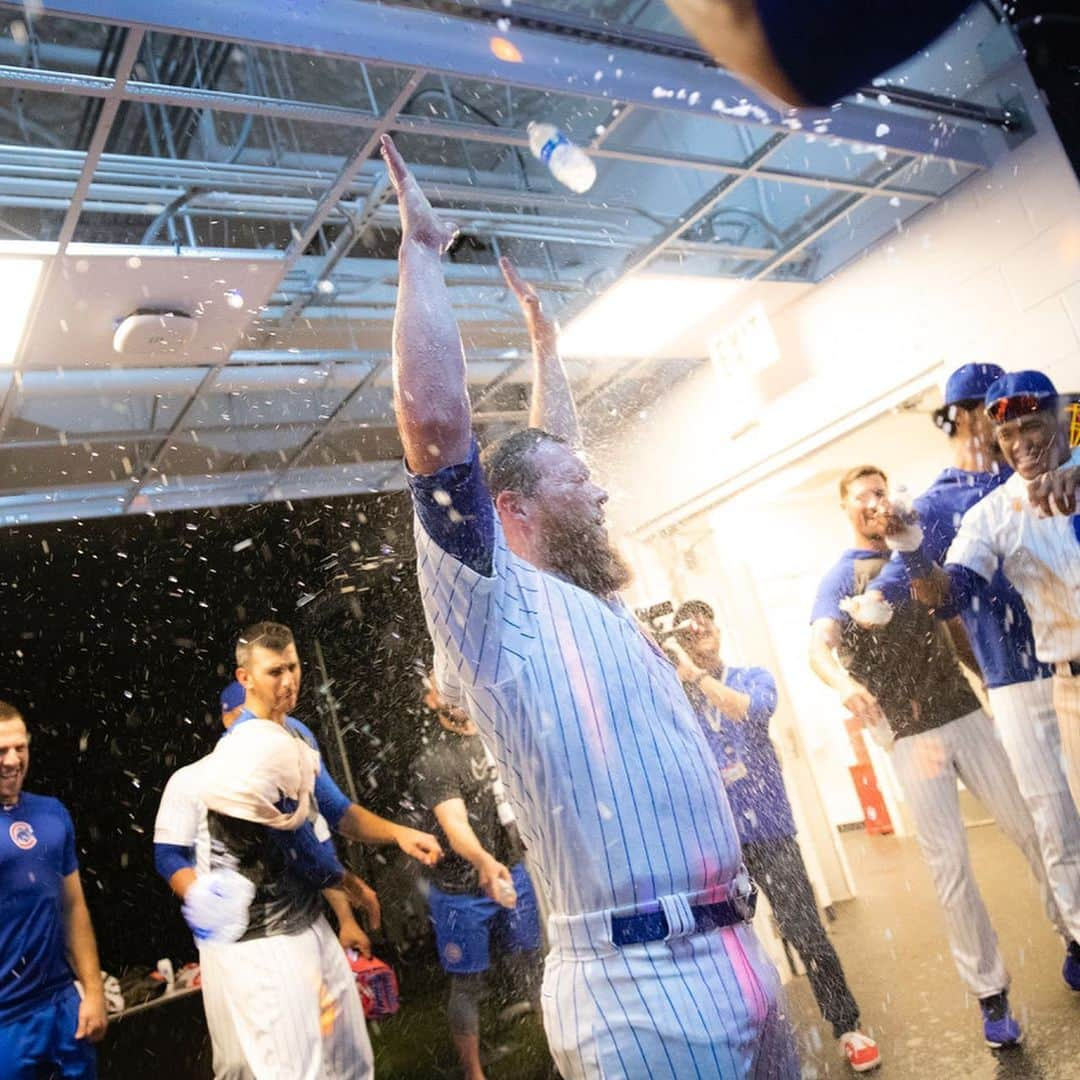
[154,842,195,883]
[271,822,345,890]
[407,440,495,577]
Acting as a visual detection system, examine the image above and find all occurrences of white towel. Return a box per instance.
[199,718,320,831]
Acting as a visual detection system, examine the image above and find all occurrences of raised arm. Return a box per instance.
[335,803,443,867]
[499,256,580,445]
[382,134,471,475]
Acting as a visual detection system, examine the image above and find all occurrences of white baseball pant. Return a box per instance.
[988,676,1080,943]
[1053,668,1080,811]
[890,708,1063,998]
[541,891,799,1079]
[198,915,373,1080]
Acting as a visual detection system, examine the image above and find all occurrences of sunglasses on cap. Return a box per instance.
[986,393,1054,425]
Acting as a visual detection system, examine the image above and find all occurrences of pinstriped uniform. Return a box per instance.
[412,447,797,1079]
[154,757,372,1080]
[947,447,1080,804]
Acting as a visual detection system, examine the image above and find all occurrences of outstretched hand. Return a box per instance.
[499,256,545,324]
[1028,465,1078,517]
[380,134,458,254]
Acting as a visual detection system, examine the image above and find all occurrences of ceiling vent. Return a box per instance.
[112,309,198,356]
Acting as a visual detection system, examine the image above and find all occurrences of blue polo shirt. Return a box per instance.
[685,666,796,846]
[873,467,1051,689]
[0,793,78,1021]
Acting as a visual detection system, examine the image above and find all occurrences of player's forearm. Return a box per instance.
[696,676,751,720]
[528,326,580,444]
[393,240,472,475]
[168,866,197,900]
[323,885,360,930]
[65,900,104,995]
[337,803,400,846]
[809,629,856,696]
[665,0,804,104]
[437,814,491,870]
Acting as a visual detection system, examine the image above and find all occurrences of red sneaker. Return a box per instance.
[839,1030,881,1072]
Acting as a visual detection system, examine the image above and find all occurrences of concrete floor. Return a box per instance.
[787,824,1080,1080]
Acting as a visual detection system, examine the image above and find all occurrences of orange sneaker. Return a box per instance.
[839,1030,881,1072]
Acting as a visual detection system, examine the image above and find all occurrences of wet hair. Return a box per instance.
[674,600,714,626]
[839,465,887,501]
[480,428,566,501]
[236,621,295,667]
[0,700,23,726]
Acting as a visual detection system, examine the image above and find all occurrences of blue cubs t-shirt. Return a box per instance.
[684,665,796,846]
[873,467,1052,689]
[0,792,78,1020]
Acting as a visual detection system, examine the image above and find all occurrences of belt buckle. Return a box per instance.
[730,882,758,922]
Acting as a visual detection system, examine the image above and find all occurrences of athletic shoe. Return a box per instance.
[980,992,1023,1048]
[1064,941,1080,991]
[838,1030,881,1072]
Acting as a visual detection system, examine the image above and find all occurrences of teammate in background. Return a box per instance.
[0,702,108,1077]
[153,625,442,1078]
[809,465,1064,1048]
[854,365,1080,989]
[414,678,543,1080]
[669,601,879,1073]
[889,371,1080,804]
[383,131,797,1079]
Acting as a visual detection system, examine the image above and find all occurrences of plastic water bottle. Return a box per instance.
[527,122,597,194]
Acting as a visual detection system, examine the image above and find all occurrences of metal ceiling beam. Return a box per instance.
[0,0,997,166]
[0,69,944,206]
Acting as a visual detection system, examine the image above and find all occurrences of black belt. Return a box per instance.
[1061,660,1080,677]
[610,886,758,948]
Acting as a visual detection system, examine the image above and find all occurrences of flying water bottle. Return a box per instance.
[527,122,597,194]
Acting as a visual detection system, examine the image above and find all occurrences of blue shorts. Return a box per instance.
[428,862,541,974]
[0,984,97,1079]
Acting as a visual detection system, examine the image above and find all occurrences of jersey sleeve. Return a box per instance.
[59,802,78,877]
[154,766,203,847]
[755,0,971,105]
[741,668,778,728]
[409,440,539,689]
[944,503,998,584]
[810,559,851,624]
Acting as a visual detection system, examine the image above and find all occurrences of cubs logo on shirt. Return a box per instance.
[9,821,36,850]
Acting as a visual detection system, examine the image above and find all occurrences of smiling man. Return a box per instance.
[896,371,1080,804]
[0,701,108,1078]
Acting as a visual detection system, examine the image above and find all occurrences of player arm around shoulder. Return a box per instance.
[61,870,108,1043]
[434,798,516,908]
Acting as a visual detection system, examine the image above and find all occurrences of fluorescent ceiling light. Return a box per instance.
[0,257,43,365]
[559,273,744,360]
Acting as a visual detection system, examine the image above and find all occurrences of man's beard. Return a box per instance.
[539,512,632,597]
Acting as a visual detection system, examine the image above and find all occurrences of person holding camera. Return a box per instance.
[669,600,879,1073]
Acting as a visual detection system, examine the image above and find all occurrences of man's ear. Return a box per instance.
[495,489,528,523]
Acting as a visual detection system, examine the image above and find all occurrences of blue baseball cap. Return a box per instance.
[220,680,246,712]
[933,363,1004,431]
[985,370,1059,424]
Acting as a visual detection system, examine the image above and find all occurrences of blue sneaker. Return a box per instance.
[980,993,1023,1049]
[1064,942,1080,990]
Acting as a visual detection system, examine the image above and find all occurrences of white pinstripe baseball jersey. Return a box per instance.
[153,758,211,877]
[947,446,1080,664]
[412,451,744,919]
